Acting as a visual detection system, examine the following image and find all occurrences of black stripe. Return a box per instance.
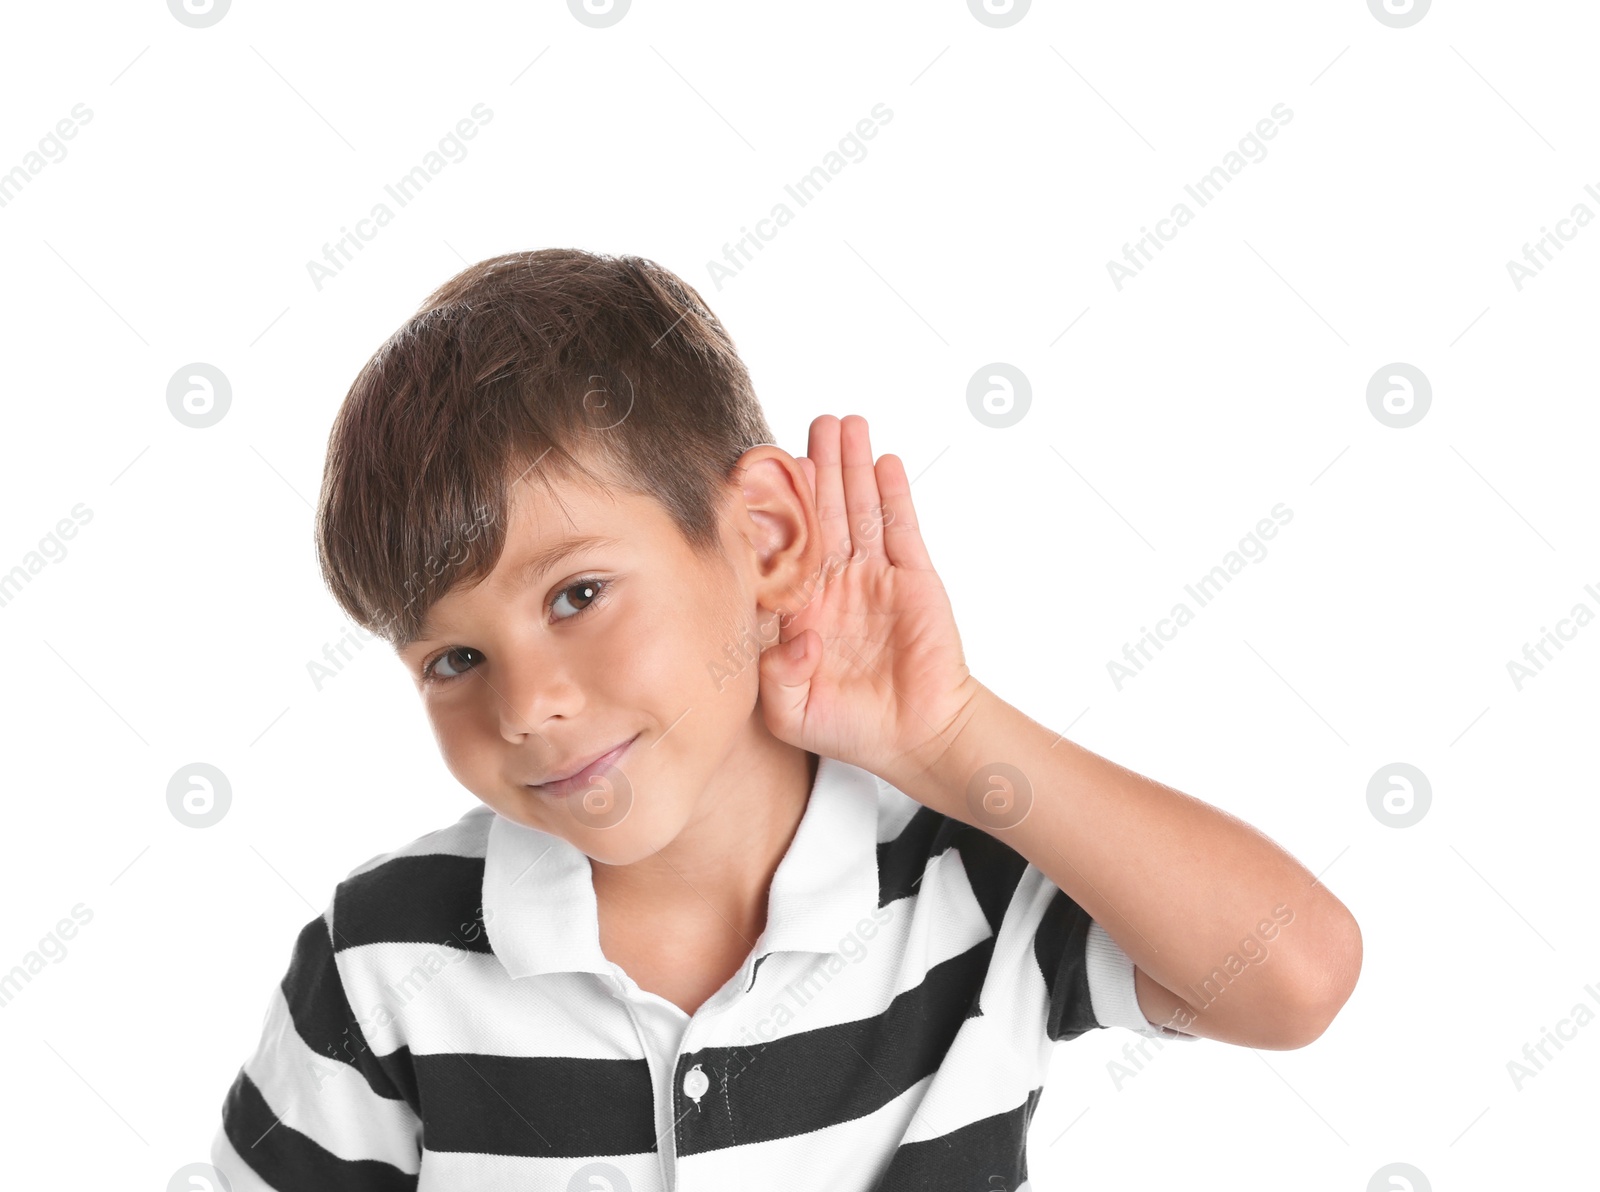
[335,855,491,953]
[877,806,945,904]
[942,823,1029,936]
[1035,889,1099,1042]
[281,916,418,1109]
[870,1086,1041,1191]
[414,1052,658,1157]
[879,809,1030,935]
[220,1067,418,1192]
[674,935,996,1156]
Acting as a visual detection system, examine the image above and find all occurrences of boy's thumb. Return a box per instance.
[759,630,819,706]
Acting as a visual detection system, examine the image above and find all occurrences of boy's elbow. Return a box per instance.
[1282,910,1363,1049]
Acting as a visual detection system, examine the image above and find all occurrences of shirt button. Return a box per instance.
[683,1064,709,1104]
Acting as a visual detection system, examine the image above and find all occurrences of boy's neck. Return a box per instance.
[589,743,819,940]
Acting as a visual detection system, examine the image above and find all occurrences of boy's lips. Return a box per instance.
[530,734,639,796]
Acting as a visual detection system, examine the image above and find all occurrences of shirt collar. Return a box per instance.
[482,753,882,980]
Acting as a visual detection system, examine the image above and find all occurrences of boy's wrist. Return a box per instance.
[878,677,997,818]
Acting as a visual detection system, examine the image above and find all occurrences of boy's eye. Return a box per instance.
[428,646,482,681]
[551,578,605,621]
[421,577,610,684]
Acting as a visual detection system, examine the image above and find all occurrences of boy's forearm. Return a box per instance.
[884,681,1362,1049]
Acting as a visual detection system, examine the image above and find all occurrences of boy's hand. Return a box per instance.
[756,415,983,792]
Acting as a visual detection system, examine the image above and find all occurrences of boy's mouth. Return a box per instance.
[529,733,639,797]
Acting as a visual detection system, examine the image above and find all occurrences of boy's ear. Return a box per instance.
[729,446,820,614]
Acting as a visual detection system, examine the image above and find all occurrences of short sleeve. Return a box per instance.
[1083,920,1200,1043]
[209,904,424,1190]
[1027,869,1199,1044]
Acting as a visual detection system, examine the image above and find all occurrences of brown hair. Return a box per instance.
[313,248,776,651]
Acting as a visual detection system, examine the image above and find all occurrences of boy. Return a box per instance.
[210,249,1361,1190]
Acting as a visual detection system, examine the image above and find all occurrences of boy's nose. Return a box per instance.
[493,652,577,744]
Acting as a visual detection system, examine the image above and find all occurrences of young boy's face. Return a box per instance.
[395,458,803,867]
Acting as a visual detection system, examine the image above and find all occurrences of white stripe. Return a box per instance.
[417,1148,660,1192]
[243,982,422,1170]
[210,1121,285,1191]
[338,944,633,1058]
[900,861,1057,1143]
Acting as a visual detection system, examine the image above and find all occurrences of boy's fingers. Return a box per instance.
[875,454,931,571]
[839,415,887,564]
[808,415,850,562]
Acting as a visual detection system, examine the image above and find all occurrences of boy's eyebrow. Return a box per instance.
[409,533,622,647]
[498,533,623,597]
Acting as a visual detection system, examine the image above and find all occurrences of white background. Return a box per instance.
[1,1,1595,1188]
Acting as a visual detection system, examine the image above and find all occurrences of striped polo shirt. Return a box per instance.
[210,753,1194,1190]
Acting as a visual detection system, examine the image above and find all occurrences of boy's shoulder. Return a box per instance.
[340,801,495,885]
[874,768,1105,956]
[871,768,1045,929]
[329,803,497,955]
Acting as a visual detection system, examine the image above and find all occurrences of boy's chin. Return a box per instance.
[484,787,677,863]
